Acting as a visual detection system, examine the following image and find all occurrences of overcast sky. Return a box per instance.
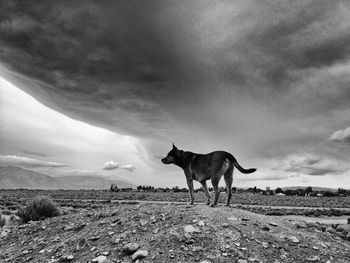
[1,0,350,188]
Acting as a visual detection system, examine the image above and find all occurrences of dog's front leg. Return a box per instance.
[186,178,194,205]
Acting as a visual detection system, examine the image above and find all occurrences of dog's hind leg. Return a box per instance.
[200,181,210,205]
[186,178,195,205]
[210,177,221,207]
[224,163,234,207]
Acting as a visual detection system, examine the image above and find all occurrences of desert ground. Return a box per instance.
[1,190,350,263]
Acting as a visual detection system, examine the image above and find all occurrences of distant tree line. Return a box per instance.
[110,184,350,197]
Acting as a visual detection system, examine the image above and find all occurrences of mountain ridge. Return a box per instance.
[0,166,134,190]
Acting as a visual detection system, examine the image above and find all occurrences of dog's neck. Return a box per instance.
[174,150,193,169]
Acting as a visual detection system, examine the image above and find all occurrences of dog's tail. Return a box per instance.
[226,153,256,174]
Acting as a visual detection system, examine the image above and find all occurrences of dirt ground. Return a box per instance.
[1,203,349,263]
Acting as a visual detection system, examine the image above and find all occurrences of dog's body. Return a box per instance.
[161,144,256,206]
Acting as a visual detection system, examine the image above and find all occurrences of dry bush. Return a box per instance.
[0,210,6,228]
[16,196,61,223]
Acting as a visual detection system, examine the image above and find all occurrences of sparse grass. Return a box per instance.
[16,196,61,223]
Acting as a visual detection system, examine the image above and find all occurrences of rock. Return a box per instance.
[131,250,148,261]
[198,221,205,227]
[325,227,337,235]
[123,243,140,255]
[66,255,74,261]
[288,236,300,243]
[306,256,320,261]
[192,246,203,252]
[268,222,278,227]
[184,224,199,233]
[170,229,181,240]
[91,246,97,252]
[89,235,100,241]
[64,224,75,231]
[295,221,307,228]
[91,255,107,263]
[140,220,148,227]
[74,223,86,231]
[336,224,350,234]
[261,225,270,231]
[76,237,87,250]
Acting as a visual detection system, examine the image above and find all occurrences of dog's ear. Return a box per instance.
[172,142,177,150]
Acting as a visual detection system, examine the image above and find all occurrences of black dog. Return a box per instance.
[161,144,256,206]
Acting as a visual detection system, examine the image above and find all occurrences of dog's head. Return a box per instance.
[161,143,180,165]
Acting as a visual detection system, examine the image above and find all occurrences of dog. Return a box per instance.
[161,143,256,207]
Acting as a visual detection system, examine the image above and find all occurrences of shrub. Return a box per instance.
[16,196,61,223]
[0,211,6,228]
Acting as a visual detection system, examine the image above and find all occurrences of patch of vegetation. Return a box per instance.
[0,210,6,228]
[16,196,61,223]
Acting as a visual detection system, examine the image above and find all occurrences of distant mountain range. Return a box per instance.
[0,166,134,190]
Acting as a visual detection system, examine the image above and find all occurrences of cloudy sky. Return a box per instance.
[0,0,350,188]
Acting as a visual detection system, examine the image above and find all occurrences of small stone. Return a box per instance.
[288,236,300,243]
[295,221,307,228]
[312,246,319,250]
[102,251,109,256]
[184,225,199,233]
[92,255,107,263]
[268,222,278,227]
[140,220,148,227]
[108,231,115,236]
[261,225,270,231]
[66,255,74,261]
[123,243,140,255]
[306,256,320,261]
[153,228,160,234]
[89,235,100,241]
[325,227,337,235]
[262,242,268,248]
[131,250,148,261]
[91,246,97,251]
[198,221,205,227]
[64,225,74,231]
[222,223,229,228]
[170,229,181,240]
[192,246,203,252]
[76,237,87,250]
[238,259,248,263]
[39,249,45,254]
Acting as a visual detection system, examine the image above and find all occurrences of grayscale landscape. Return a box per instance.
[1,1,350,262]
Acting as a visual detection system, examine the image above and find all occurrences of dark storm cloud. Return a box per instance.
[1,0,350,150]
